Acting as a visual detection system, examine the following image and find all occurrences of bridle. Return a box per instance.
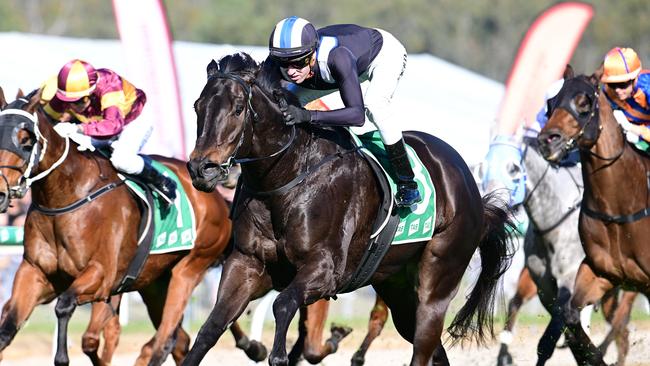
[521,135,582,235]
[551,76,625,163]
[0,101,70,200]
[204,70,360,197]
[206,71,296,172]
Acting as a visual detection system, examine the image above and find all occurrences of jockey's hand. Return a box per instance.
[280,104,311,125]
[68,132,96,152]
[53,122,82,137]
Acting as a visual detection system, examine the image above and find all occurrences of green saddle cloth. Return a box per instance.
[123,160,196,254]
[351,130,436,245]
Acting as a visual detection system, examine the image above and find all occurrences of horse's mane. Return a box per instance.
[214,52,301,107]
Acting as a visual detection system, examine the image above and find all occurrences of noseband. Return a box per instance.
[207,72,296,171]
[0,102,70,199]
[549,76,601,156]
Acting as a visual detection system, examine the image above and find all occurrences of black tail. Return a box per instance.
[447,192,517,345]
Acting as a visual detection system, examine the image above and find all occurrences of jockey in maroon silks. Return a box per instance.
[42,59,176,204]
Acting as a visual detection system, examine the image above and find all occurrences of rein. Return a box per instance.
[520,137,583,235]
[0,104,123,215]
[208,72,296,169]
[555,78,650,224]
[211,71,360,197]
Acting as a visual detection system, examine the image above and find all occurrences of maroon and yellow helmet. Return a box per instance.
[56,59,98,102]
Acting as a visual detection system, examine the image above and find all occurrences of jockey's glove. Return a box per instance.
[281,104,311,125]
[53,122,83,137]
[68,132,96,152]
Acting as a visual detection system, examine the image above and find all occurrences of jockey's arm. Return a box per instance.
[81,105,125,137]
[309,48,365,127]
[629,123,650,142]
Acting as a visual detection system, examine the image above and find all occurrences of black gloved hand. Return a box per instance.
[280,104,311,125]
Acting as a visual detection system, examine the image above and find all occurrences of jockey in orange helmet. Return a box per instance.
[601,47,650,142]
[42,59,176,204]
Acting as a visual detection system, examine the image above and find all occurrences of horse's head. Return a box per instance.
[538,73,601,162]
[0,88,43,212]
[188,52,290,192]
[480,135,527,207]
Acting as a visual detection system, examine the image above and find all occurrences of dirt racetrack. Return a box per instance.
[2,318,650,365]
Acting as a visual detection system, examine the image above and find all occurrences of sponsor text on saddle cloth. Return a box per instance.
[123,160,196,253]
[352,130,436,244]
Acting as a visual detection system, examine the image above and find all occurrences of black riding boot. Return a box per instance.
[385,138,422,207]
[138,162,177,205]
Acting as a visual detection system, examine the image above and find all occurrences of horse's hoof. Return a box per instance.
[331,323,353,340]
[268,355,289,366]
[245,339,268,362]
[497,344,513,366]
[351,350,365,366]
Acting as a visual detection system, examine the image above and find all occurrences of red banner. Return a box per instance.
[112,0,186,158]
[495,2,593,135]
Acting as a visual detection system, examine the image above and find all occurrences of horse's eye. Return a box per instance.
[234,105,244,116]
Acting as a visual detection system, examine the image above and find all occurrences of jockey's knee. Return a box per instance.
[110,152,144,174]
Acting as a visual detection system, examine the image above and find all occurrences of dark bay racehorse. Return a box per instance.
[184,52,516,366]
[0,89,266,366]
[538,71,649,365]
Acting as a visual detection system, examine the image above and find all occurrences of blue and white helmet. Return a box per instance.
[269,16,318,63]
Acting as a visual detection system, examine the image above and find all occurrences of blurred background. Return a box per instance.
[1,0,649,81]
[1,0,650,364]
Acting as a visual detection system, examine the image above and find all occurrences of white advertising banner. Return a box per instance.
[112,0,186,159]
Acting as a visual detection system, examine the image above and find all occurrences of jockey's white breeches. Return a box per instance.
[291,29,407,145]
[109,119,153,174]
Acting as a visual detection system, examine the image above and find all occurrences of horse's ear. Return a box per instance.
[0,87,6,109]
[563,64,574,79]
[207,59,219,80]
[590,63,604,86]
[16,89,24,98]
[25,89,42,114]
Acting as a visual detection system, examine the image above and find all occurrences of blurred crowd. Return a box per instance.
[0,191,30,305]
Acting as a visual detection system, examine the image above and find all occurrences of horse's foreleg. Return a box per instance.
[351,295,388,366]
[229,320,268,362]
[299,299,352,364]
[0,261,55,352]
[82,295,121,366]
[600,290,636,365]
[54,291,79,366]
[287,306,308,366]
[181,252,269,366]
[55,263,106,366]
[100,295,123,365]
[497,267,537,366]
[269,265,338,366]
[563,261,611,366]
[535,286,570,366]
[142,254,215,366]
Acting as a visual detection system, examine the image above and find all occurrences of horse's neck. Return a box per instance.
[30,120,103,207]
[581,98,643,211]
[524,146,582,227]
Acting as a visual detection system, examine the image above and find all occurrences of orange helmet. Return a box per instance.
[601,47,642,83]
[56,59,98,101]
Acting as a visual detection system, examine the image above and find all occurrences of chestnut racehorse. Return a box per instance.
[184,53,516,366]
[538,71,649,365]
[0,89,266,366]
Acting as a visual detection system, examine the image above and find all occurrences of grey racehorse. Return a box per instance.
[482,133,634,365]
